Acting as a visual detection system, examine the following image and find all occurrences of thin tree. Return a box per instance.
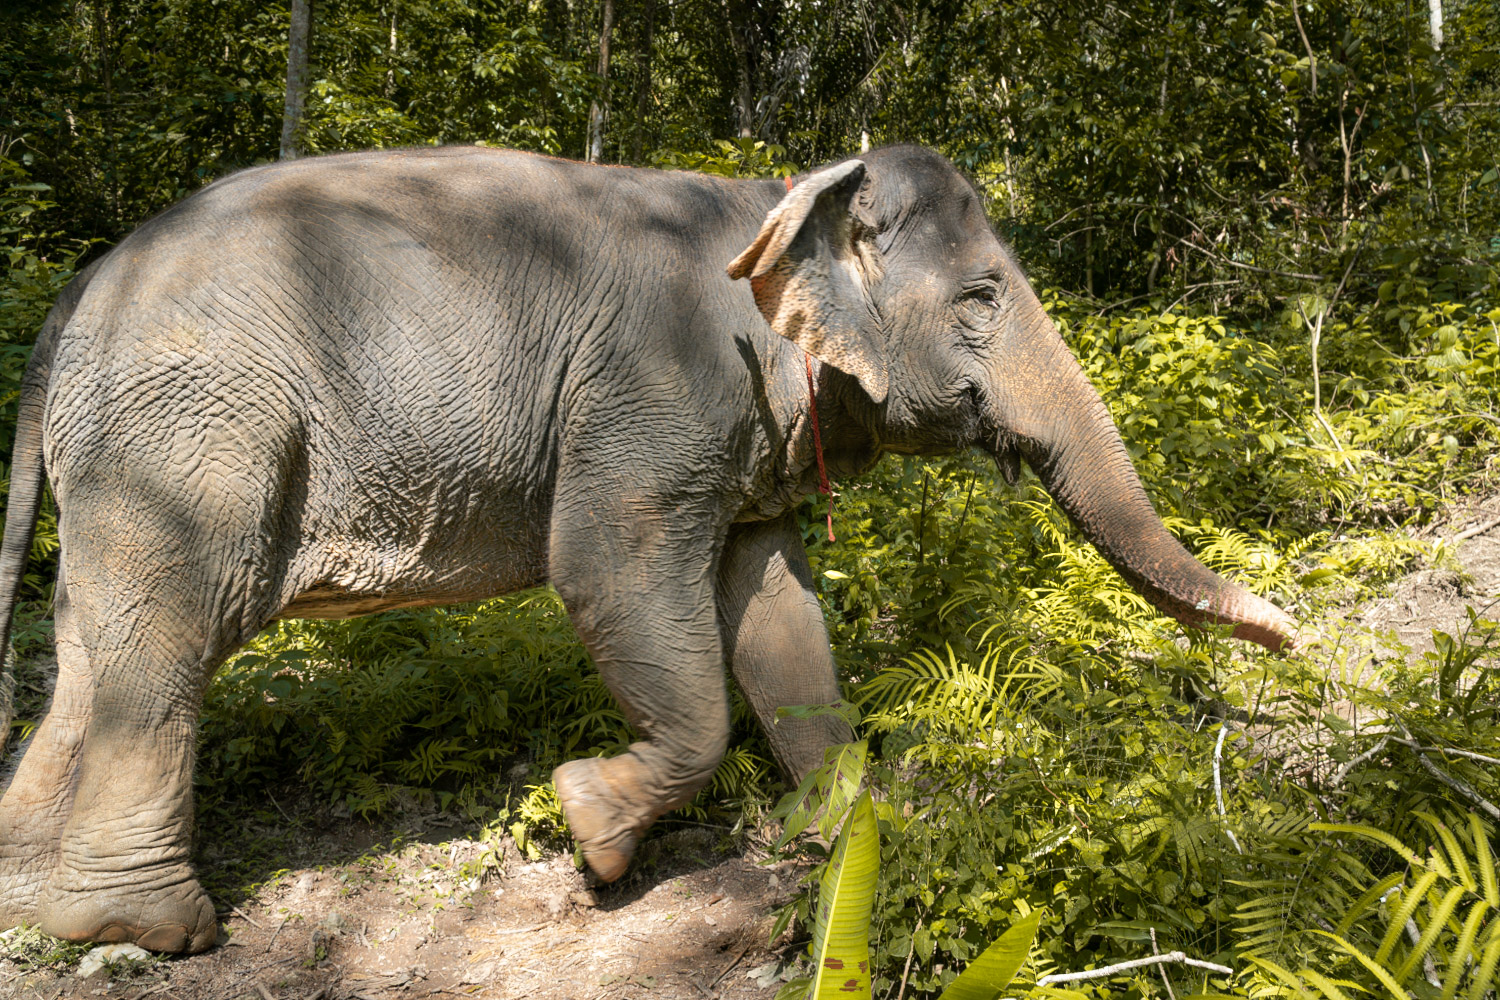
[280,0,313,160]
[630,0,656,163]
[586,0,615,163]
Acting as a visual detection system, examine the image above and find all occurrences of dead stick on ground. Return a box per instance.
[1453,514,1500,542]
[711,941,753,987]
[264,915,289,955]
[231,904,263,929]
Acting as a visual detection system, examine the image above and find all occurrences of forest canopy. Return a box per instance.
[1,0,1498,996]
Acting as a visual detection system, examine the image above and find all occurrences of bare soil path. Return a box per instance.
[2,820,799,1000]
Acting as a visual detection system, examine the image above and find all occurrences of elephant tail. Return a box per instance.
[0,264,91,758]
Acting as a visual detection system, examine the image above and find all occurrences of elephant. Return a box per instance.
[0,144,1298,954]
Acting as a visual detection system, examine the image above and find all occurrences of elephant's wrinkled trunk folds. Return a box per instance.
[990,313,1298,653]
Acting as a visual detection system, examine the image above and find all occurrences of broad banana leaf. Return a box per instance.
[937,910,1041,1000]
[810,790,879,999]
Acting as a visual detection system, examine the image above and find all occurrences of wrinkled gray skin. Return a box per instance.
[0,145,1298,953]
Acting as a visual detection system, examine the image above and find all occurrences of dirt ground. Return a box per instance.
[1,822,802,1000]
[2,500,1497,1000]
[1357,499,1500,657]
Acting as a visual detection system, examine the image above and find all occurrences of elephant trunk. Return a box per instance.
[988,312,1298,653]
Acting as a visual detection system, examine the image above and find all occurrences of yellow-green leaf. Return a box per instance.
[810,792,879,1000]
[936,911,1041,1000]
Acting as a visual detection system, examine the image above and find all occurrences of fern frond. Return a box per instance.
[1333,872,1406,937]
[1375,871,1440,964]
[1310,823,1422,866]
[1468,935,1500,1000]
[1419,811,1476,892]
[1473,812,1499,908]
[1394,884,1464,983]
[1440,900,1490,1000]
[1314,930,1415,1000]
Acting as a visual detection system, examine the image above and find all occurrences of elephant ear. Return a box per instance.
[726,160,889,403]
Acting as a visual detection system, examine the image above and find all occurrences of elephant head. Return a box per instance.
[728,146,1298,652]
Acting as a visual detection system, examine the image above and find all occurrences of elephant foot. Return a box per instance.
[554,756,654,883]
[0,855,50,930]
[37,869,218,953]
[0,791,68,930]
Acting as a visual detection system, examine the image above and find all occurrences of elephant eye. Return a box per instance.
[956,282,1005,329]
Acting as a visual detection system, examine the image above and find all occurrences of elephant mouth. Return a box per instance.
[985,433,1023,486]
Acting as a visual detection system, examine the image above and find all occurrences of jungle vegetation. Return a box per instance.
[2,0,1499,994]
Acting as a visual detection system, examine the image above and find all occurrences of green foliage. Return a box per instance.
[196,589,775,838]
[1241,812,1500,1000]
[772,743,1042,1000]
[651,137,799,179]
[1047,294,1500,531]
[1,0,1498,990]
[0,924,93,972]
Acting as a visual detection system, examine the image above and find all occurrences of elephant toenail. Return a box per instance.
[138,922,190,952]
[95,924,131,943]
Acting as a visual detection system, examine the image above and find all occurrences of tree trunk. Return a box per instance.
[727,6,755,138]
[280,0,313,160]
[586,0,615,163]
[1428,0,1443,48]
[386,4,397,97]
[631,0,656,163]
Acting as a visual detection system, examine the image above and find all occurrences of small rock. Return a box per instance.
[462,960,502,985]
[703,914,717,926]
[77,943,151,979]
[569,890,598,908]
[746,960,784,988]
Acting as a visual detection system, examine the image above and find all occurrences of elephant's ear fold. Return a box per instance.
[726,160,888,404]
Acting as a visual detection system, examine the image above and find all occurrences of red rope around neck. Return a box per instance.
[804,352,835,542]
[784,172,835,542]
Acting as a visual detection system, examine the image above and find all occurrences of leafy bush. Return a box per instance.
[196,589,776,840]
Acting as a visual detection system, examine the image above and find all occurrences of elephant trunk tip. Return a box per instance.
[1231,616,1301,654]
[1203,591,1302,654]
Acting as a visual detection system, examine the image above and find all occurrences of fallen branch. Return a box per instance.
[1212,724,1243,854]
[1394,741,1500,767]
[1037,952,1234,985]
[1453,514,1500,542]
[1330,736,1390,787]
[1396,725,1500,822]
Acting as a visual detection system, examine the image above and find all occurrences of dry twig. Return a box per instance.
[1037,951,1234,985]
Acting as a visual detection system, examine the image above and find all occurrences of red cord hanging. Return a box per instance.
[805,352,835,542]
[784,172,836,542]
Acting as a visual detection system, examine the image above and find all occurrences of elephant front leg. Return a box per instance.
[548,496,731,883]
[718,514,851,782]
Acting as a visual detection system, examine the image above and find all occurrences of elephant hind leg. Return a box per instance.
[33,478,287,952]
[35,563,238,952]
[0,572,93,928]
